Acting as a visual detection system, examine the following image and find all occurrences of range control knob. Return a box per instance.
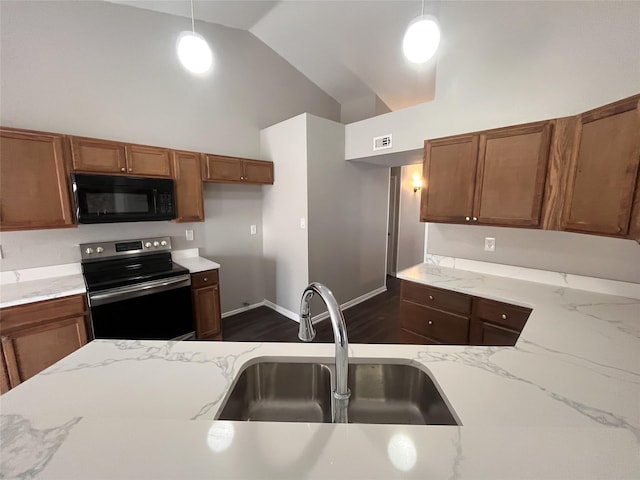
[96,247,104,254]
[145,242,152,248]
[160,240,168,247]
[85,247,94,255]
[153,241,160,247]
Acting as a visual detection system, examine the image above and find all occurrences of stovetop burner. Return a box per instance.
[80,237,189,292]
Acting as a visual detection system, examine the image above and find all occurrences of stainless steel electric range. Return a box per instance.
[80,236,194,341]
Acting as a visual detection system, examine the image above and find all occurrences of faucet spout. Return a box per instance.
[298,282,350,423]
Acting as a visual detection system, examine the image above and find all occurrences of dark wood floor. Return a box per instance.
[223,276,401,343]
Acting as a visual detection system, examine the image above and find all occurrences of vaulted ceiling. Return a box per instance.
[110,1,438,116]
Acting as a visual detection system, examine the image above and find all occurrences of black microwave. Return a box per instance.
[72,173,176,224]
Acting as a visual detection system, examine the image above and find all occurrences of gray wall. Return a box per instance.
[396,164,425,272]
[427,224,640,284]
[0,1,340,313]
[260,114,309,315]
[307,114,388,304]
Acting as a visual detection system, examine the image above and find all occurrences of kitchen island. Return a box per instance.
[1,264,638,479]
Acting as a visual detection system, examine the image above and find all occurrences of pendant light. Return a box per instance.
[176,0,213,75]
[402,0,440,64]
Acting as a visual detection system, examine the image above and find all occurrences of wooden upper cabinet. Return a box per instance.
[474,121,552,226]
[562,96,640,236]
[70,136,171,178]
[125,144,172,177]
[172,151,204,222]
[244,160,274,184]
[420,134,479,223]
[0,128,75,231]
[203,154,274,185]
[70,136,127,174]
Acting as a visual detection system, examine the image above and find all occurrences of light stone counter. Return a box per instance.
[0,263,638,479]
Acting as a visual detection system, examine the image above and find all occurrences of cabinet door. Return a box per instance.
[0,346,10,394]
[562,96,640,236]
[243,160,274,184]
[475,121,551,226]
[469,320,520,346]
[1,316,88,387]
[203,155,244,182]
[125,144,172,178]
[172,151,204,222]
[70,136,127,174]
[421,135,479,223]
[0,128,75,231]
[193,284,222,340]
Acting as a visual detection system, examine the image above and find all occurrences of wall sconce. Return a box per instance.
[412,173,423,193]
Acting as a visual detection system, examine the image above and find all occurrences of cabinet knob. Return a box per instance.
[120,167,126,172]
[128,168,133,172]
[428,295,434,300]
[501,313,508,320]
[428,320,433,325]
[465,216,470,221]
[203,277,207,282]
[617,226,623,233]
[473,217,478,222]
[241,176,245,180]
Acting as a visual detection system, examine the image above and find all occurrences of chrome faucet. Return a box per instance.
[298,282,350,423]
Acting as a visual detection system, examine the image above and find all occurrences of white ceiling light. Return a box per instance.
[176,0,213,75]
[403,0,440,64]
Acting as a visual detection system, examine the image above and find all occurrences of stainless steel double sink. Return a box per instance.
[216,360,460,425]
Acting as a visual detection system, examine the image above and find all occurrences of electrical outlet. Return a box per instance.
[250,225,257,235]
[484,237,496,252]
[185,230,194,241]
[300,218,306,229]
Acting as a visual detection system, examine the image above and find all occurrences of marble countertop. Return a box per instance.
[0,252,220,308]
[1,264,638,478]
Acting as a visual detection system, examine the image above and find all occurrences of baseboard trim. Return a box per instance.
[221,301,264,319]
[264,300,300,322]
[310,285,388,323]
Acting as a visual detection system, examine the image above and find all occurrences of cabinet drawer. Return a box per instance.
[474,298,531,331]
[400,301,469,344]
[399,328,440,345]
[0,295,87,333]
[191,269,219,289]
[401,281,472,316]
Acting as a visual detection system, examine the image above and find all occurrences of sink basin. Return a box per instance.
[216,360,460,425]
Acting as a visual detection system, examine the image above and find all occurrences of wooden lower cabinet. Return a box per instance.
[191,269,222,340]
[399,280,532,346]
[0,295,89,392]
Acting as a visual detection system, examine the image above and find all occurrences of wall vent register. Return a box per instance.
[373,134,393,151]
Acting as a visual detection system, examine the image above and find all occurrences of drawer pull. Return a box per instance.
[428,295,434,300]
[203,277,207,282]
[428,320,433,325]
[501,313,508,320]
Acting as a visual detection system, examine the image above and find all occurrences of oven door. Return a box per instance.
[88,275,194,340]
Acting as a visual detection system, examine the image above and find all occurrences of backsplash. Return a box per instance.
[0,222,205,271]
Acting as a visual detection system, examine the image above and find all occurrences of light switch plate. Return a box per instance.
[250,225,257,235]
[300,218,306,229]
[185,230,194,241]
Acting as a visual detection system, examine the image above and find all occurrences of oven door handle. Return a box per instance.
[88,274,191,307]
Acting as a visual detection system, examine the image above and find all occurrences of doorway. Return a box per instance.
[386,167,401,275]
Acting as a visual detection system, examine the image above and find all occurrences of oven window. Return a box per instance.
[85,191,151,215]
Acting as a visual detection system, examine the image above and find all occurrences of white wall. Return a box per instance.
[345,1,640,159]
[260,114,309,315]
[396,164,425,272]
[307,114,388,307]
[0,1,340,313]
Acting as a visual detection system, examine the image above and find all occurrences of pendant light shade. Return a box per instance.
[403,14,440,64]
[177,31,212,74]
[176,0,213,75]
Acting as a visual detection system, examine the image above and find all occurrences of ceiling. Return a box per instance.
[109,1,438,117]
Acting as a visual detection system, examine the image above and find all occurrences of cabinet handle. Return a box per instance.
[128,168,133,172]
[428,295,434,300]
[213,285,218,290]
[203,277,207,282]
[465,216,470,222]
[428,320,433,325]
[617,226,623,233]
[501,313,508,320]
[473,217,478,222]
[120,167,126,172]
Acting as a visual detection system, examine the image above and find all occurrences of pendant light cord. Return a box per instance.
[190,0,195,34]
